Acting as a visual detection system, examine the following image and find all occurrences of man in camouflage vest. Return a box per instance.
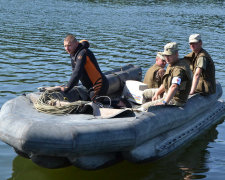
[185,34,216,95]
[139,42,192,112]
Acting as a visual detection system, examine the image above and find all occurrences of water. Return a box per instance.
[0,0,225,179]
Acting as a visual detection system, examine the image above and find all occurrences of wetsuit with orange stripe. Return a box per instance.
[64,40,109,101]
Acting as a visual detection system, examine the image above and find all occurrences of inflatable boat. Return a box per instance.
[0,65,224,170]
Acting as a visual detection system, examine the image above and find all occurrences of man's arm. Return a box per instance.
[157,68,166,80]
[63,51,86,92]
[152,84,165,101]
[190,56,206,95]
[189,67,202,95]
[163,84,179,103]
[158,75,181,105]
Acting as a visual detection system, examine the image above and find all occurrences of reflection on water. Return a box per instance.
[8,122,222,180]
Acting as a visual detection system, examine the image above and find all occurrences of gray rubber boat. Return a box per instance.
[0,65,224,170]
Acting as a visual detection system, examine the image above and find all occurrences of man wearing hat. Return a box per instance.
[185,34,216,95]
[143,52,166,89]
[139,42,192,111]
[142,52,166,101]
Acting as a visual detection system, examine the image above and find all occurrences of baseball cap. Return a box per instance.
[162,42,178,56]
[189,34,201,43]
[156,52,165,60]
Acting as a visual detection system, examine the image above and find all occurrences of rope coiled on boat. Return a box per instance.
[33,90,90,115]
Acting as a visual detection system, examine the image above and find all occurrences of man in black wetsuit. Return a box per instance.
[61,34,109,101]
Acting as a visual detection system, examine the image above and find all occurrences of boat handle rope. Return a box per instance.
[94,96,112,108]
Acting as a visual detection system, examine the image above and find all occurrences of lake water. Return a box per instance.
[0,0,225,179]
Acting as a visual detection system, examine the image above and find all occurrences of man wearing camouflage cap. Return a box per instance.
[185,34,216,95]
[142,52,166,101]
[143,52,166,89]
[139,42,192,111]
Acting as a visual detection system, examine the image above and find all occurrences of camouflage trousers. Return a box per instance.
[141,88,184,111]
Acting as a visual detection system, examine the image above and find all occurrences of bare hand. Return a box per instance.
[152,94,158,101]
[60,86,65,91]
[189,91,194,95]
[60,86,69,92]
